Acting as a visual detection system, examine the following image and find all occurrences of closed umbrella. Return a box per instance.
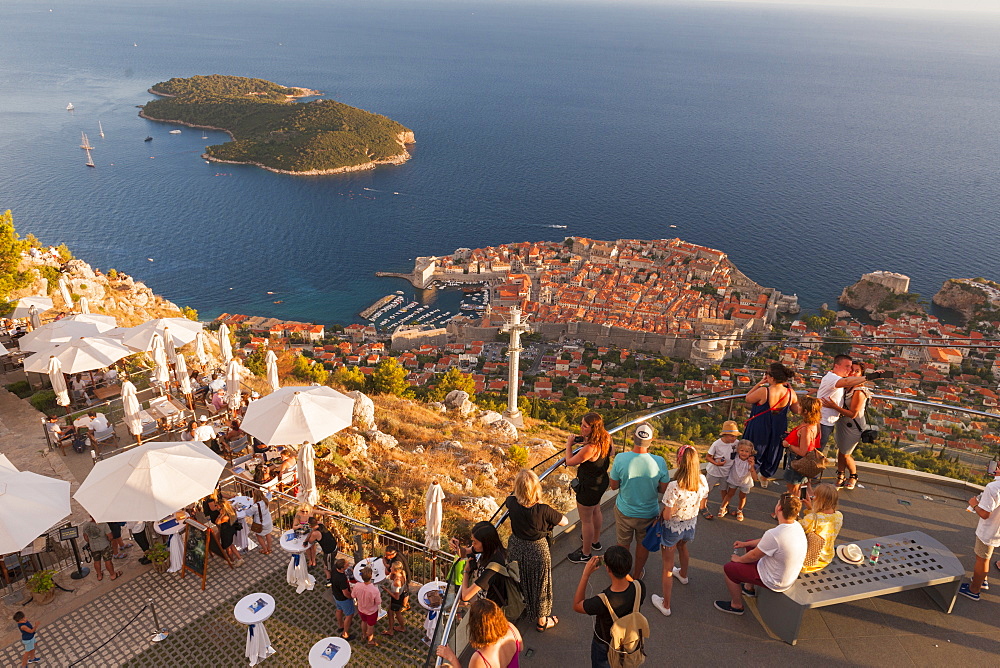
[296,442,319,505]
[78,296,90,314]
[46,356,71,408]
[120,318,202,352]
[0,471,71,554]
[240,385,354,446]
[10,296,53,319]
[195,330,209,367]
[218,323,233,365]
[424,481,445,551]
[176,353,192,396]
[163,327,178,366]
[58,277,74,310]
[150,333,170,387]
[19,318,112,353]
[73,441,227,522]
[265,350,279,391]
[24,336,134,374]
[121,380,143,440]
[28,305,41,330]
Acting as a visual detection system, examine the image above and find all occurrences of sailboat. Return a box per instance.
[80,132,94,150]
[202,130,208,139]
[66,103,74,111]
[84,147,95,168]
[98,121,104,138]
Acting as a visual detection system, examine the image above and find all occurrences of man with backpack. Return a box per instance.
[574,546,649,668]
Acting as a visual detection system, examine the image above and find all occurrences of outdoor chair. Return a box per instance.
[228,435,249,456]
[140,420,159,439]
[90,424,119,449]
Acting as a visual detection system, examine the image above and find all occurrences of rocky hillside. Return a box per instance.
[932,278,1000,324]
[839,278,924,321]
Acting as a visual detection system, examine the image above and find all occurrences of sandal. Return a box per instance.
[702,511,715,521]
[536,615,559,632]
[718,506,728,519]
[381,630,394,637]
[735,510,744,522]
[109,570,122,580]
[845,474,858,490]
[836,471,847,488]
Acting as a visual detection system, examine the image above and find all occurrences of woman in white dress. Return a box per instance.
[247,489,274,554]
[153,512,188,573]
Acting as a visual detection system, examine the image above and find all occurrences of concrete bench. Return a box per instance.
[752,531,964,645]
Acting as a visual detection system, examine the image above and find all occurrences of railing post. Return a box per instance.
[148,598,169,642]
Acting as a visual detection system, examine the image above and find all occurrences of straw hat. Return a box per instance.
[836,543,864,565]
[721,420,741,436]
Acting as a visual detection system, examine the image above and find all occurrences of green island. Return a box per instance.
[139,74,414,175]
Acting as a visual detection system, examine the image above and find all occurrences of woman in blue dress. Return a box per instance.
[742,363,800,483]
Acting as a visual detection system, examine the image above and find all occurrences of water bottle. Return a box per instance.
[868,543,881,566]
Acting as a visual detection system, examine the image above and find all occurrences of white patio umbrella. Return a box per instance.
[240,385,354,446]
[265,350,280,391]
[218,323,233,365]
[73,441,227,522]
[296,442,319,505]
[150,333,170,387]
[119,317,202,352]
[19,318,112,353]
[57,277,73,309]
[0,455,18,475]
[64,313,118,328]
[78,296,90,314]
[46,355,71,407]
[24,336,134,374]
[10,296,53,319]
[163,327,178,365]
[0,471,71,554]
[0,341,8,357]
[195,330,209,367]
[424,481,445,551]
[121,380,143,439]
[28,305,41,330]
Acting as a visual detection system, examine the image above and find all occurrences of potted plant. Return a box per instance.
[26,570,57,605]
[146,542,170,574]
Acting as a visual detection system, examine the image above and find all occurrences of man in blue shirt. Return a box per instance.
[610,423,669,579]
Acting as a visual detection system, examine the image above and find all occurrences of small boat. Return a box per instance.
[144,136,153,142]
[80,132,93,150]
[169,129,182,134]
[670,224,677,228]
[84,147,95,168]
[273,300,283,304]
[98,121,104,138]
[66,103,74,111]
[202,131,208,139]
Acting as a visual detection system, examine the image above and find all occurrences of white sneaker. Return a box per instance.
[651,594,671,617]
[671,566,689,585]
[759,478,769,489]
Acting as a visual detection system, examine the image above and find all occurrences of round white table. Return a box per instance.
[234,593,276,666]
[153,516,187,573]
[308,636,351,667]
[417,580,448,611]
[281,530,315,594]
[353,556,387,584]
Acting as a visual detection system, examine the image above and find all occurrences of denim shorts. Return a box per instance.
[335,598,356,616]
[660,523,696,548]
[22,638,35,652]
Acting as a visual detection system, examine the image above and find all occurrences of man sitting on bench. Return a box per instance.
[714,493,807,615]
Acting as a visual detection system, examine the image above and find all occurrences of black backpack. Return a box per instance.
[72,432,89,453]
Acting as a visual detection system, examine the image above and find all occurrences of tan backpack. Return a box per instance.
[598,583,649,668]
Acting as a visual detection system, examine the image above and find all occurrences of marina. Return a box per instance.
[359,285,490,332]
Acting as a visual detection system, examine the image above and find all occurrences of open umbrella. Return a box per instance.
[218,323,233,365]
[195,330,209,367]
[24,336,134,374]
[296,442,319,505]
[19,318,113,353]
[10,296,53,319]
[240,385,354,446]
[266,350,280,391]
[46,356,71,408]
[0,471,71,554]
[119,318,203,352]
[64,313,118,329]
[0,455,18,475]
[121,380,143,440]
[73,441,227,522]
[150,333,170,387]
[424,481,445,551]
[28,305,41,330]
[78,296,90,314]
[0,341,8,357]
[58,277,73,310]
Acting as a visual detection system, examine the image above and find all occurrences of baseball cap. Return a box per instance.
[634,423,654,441]
[721,420,741,436]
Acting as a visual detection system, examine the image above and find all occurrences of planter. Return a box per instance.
[32,590,55,605]
[152,560,169,574]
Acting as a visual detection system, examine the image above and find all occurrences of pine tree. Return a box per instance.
[367,358,411,397]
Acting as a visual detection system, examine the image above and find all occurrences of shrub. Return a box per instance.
[29,390,57,413]
[27,570,56,593]
[107,268,118,280]
[508,445,529,469]
[5,380,31,398]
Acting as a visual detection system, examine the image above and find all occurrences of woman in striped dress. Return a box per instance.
[504,469,568,632]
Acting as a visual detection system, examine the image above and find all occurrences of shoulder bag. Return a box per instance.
[249,501,264,534]
[801,513,825,570]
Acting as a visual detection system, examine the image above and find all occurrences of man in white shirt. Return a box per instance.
[87,411,109,432]
[959,470,1000,600]
[193,416,218,449]
[817,354,867,454]
[207,374,226,395]
[714,494,807,615]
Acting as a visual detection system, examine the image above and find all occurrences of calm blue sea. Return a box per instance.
[1,0,999,325]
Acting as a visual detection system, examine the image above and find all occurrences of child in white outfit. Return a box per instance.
[704,421,741,520]
[718,440,758,522]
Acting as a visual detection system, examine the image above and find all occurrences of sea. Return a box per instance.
[2,0,999,326]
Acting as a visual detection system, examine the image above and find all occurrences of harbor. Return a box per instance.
[360,282,491,333]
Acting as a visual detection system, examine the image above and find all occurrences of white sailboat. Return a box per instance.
[66,103,74,111]
[85,147,95,168]
[80,132,94,150]
[98,121,104,138]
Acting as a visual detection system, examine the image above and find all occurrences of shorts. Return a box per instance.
[575,478,609,507]
[723,560,765,588]
[707,473,727,490]
[973,537,997,561]
[614,505,656,548]
[22,638,35,652]
[108,522,125,539]
[783,462,809,486]
[727,481,752,495]
[91,545,112,561]
[323,551,336,573]
[359,610,378,627]
[334,598,356,616]
[390,592,409,612]
[659,524,696,548]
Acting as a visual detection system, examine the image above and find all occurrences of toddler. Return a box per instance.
[704,420,741,520]
[718,440,758,522]
[423,588,444,643]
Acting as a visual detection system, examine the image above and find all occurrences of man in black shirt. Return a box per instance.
[329,558,355,640]
[573,545,646,668]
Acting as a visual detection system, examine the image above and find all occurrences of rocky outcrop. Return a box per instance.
[459,496,499,519]
[444,390,476,417]
[932,279,997,323]
[349,390,376,432]
[839,277,924,321]
[491,418,519,442]
[365,429,398,450]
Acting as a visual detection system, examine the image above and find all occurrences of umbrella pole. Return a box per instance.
[185,393,194,412]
